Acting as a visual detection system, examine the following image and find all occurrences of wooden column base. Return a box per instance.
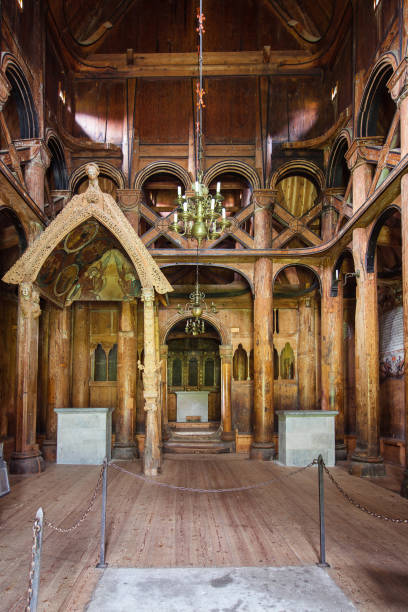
[221,431,235,442]
[42,440,57,462]
[349,454,385,477]
[250,442,275,461]
[9,449,45,474]
[335,442,347,462]
[112,443,138,460]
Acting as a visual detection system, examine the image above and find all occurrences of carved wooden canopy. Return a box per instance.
[3,163,173,296]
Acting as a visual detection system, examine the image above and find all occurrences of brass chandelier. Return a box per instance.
[169,0,230,245]
[178,261,217,336]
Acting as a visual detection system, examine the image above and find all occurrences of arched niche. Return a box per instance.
[204,160,261,190]
[46,134,68,191]
[233,344,248,381]
[1,56,38,139]
[358,59,398,141]
[280,343,295,380]
[134,161,192,191]
[327,135,351,191]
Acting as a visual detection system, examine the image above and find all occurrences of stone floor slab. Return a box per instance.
[87,565,356,612]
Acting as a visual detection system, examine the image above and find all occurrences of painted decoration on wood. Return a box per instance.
[379,305,404,378]
[36,219,141,304]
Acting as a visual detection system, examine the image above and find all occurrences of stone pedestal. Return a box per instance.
[55,407,114,465]
[276,410,338,467]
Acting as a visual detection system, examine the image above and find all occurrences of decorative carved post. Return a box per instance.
[320,264,346,459]
[219,345,233,441]
[141,287,161,476]
[160,344,170,440]
[298,296,317,411]
[43,305,71,462]
[10,283,44,474]
[113,301,138,459]
[321,188,344,241]
[24,143,51,211]
[71,303,90,407]
[350,228,385,477]
[345,138,382,213]
[117,189,142,233]
[251,189,275,460]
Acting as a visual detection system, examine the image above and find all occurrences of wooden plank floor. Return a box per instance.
[2,455,408,611]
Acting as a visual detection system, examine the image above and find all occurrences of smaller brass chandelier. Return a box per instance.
[169,175,231,245]
[178,264,217,335]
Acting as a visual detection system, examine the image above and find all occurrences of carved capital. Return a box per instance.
[19,282,41,319]
[159,344,169,358]
[28,142,51,171]
[141,287,155,303]
[387,58,408,104]
[345,137,383,171]
[0,71,11,110]
[117,188,143,211]
[219,344,233,361]
[252,189,277,212]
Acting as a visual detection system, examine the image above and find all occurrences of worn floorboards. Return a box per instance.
[1,455,408,611]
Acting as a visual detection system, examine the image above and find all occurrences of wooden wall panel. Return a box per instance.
[100,0,300,54]
[74,80,124,144]
[0,295,17,442]
[137,79,190,144]
[205,78,256,144]
[268,76,333,142]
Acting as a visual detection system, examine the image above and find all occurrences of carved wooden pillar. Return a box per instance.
[251,190,275,460]
[113,300,138,459]
[219,345,233,441]
[142,287,161,476]
[154,303,162,440]
[320,264,346,460]
[345,138,382,213]
[298,296,316,411]
[321,188,344,242]
[10,283,44,474]
[400,173,408,495]
[24,143,51,211]
[160,344,170,440]
[350,228,385,477]
[43,305,71,462]
[71,303,90,407]
[117,189,141,233]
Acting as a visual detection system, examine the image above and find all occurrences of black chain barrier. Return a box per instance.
[24,454,408,610]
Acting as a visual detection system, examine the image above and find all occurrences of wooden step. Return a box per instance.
[163,440,231,454]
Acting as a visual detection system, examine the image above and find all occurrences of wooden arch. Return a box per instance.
[3,164,172,294]
[366,204,401,273]
[357,52,398,138]
[46,129,69,191]
[161,311,229,346]
[326,130,352,189]
[269,159,325,191]
[1,52,38,139]
[69,161,125,193]
[272,263,322,294]
[134,161,192,190]
[203,160,261,189]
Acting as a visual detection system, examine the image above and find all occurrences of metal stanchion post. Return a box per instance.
[317,454,330,568]
[28,507,44,611]
[96,458,108,569]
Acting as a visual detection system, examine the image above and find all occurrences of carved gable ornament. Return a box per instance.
[2,163,173,295]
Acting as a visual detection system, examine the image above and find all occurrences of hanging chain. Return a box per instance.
[44,462,105,533]
[322,462,408,524]
[25,516,41,611]
[108,459,317,493]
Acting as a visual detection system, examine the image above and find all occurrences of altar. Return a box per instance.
[176,391,209,422]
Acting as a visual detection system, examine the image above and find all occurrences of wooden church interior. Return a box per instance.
[2,0,408,609]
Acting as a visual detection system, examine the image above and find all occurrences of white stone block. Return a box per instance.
[276,411,338,467]
[55,407,114,465]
